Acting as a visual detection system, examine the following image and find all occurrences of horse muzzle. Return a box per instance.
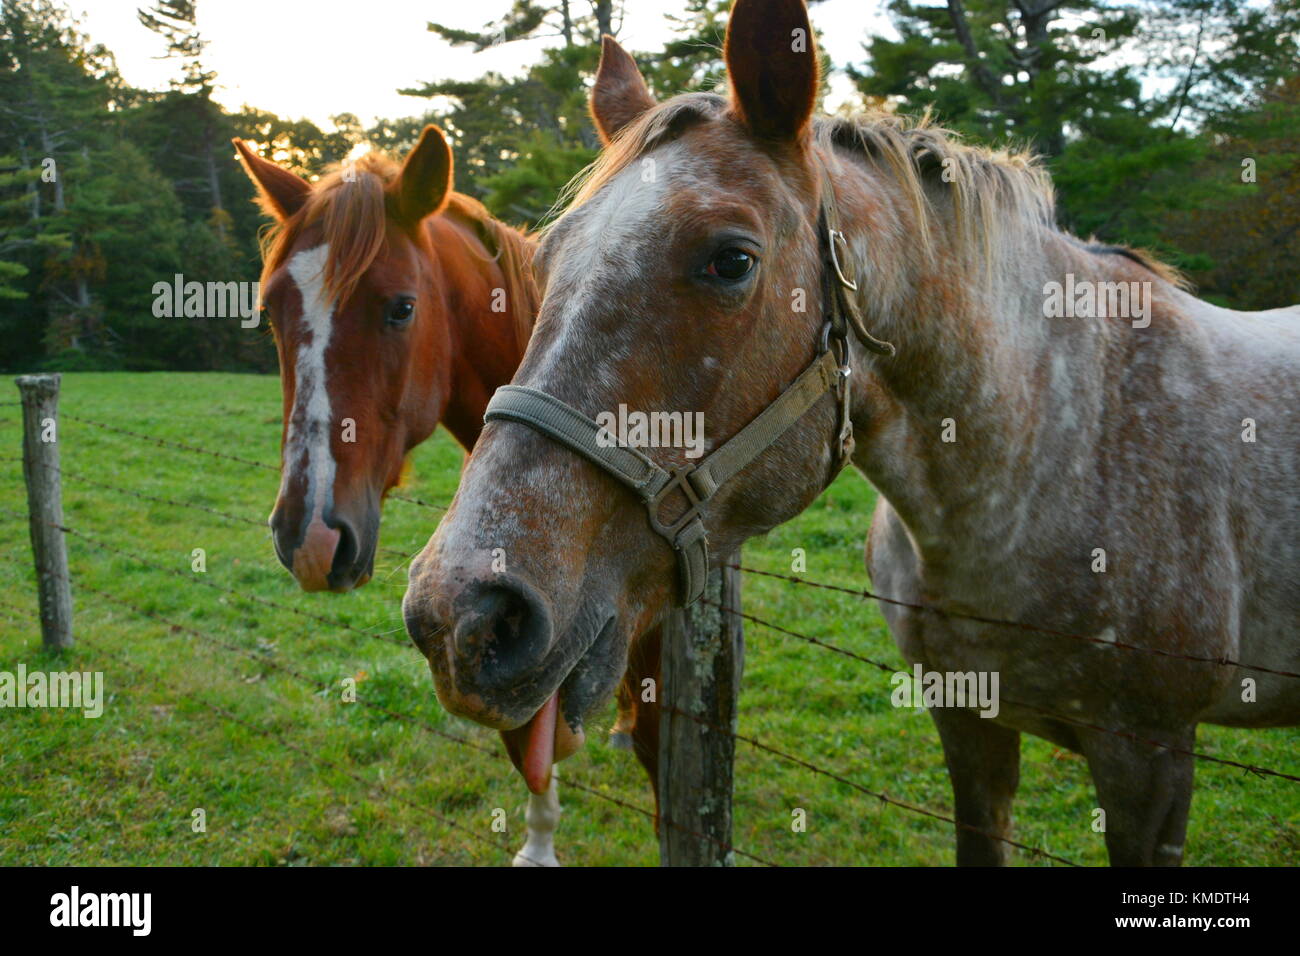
[270,502,376,592]
[404,556,622,792]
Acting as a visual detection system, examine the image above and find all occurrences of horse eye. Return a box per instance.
[705,248,756,281]
[386,298,415,326]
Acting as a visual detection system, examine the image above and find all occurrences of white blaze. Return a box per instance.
[282,244,337,527]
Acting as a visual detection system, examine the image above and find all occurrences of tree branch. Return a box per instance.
[946,0,1008,105]
[1168,7,1208,133]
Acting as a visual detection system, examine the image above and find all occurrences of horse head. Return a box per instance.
[237,127,486,592]
[404,0,846,790]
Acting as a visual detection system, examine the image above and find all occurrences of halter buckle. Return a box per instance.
[827,229,859,292]
[647,466,705,541]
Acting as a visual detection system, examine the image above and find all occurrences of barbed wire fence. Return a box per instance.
[707,593,1300,782]
[3,374,1296,866]
[0,375,776,865]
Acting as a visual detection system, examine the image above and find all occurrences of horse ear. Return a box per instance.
[387,125,453,230]
[591,35,656,145]
[232,138,311,221]
[724,0,819,142]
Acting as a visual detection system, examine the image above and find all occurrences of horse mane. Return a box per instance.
[821,111,1187,289]
[560,93,729,212]
[820,110,1054,277]
[260,153,541,347]
[557,94,1184,289]
[443,192,540,353]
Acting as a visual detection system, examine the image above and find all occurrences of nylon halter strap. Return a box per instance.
[483,160,895,607]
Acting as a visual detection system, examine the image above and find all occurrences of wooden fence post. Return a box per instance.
[658,551,743,866]
[15,373,73,650]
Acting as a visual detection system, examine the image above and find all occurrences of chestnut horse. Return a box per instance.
[233,128,535,593]
[404,0,1300,866]
[235,130,662,866]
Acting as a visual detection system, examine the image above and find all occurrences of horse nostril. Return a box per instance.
[457,586,523,653]
[271,527,292,572]
[331,519,358,577]
[455,583,551,687]
[269,507,294,571]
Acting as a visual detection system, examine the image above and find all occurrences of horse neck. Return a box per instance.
[427,202,538,450]
[836,156,1123,561]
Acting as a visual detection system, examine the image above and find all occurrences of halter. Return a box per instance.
[484,161,895,606]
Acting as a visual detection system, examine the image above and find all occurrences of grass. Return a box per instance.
[0,371,1295,866]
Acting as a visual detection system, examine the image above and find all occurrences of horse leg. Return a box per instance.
[512,769,562,867]
[626,625,663,821]
[869,506,1022,863]
[609,673,636,751]
[1078,724,1196,866]
[929,706,1021,866]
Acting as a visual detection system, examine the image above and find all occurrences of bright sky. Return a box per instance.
[75,0,894,130]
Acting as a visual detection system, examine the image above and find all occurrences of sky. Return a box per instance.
[75,0,895,130]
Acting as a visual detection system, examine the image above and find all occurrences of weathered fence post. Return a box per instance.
[658,551,743,866]
[15,373,73,649]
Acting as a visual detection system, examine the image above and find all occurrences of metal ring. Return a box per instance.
[828,229,859,292]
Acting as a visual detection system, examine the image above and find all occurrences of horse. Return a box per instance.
[234,130,664,866]
[233,128,535,593]
[402,0,1300,866]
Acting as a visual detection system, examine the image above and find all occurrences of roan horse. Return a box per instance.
[403,0,1300,865]
[234,130,664,865]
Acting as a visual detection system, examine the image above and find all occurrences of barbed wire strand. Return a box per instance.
[732,564,1300,681]
[57,413,447,512]
[2,454,266,527]
[56,411,445,510]
[0,506,408,648]
[77,581,498,756]
[5,542,770,865]
[72,632,543,867]
[707,598,1300,783]
[0,455,413,561]
[661,702,1079,866]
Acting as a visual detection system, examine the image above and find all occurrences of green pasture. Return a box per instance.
[0,373,1295,866]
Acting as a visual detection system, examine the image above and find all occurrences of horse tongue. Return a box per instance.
[499,691,558,795]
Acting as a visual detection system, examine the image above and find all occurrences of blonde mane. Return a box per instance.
[553,94,1182,288]
[821,109,1054,276]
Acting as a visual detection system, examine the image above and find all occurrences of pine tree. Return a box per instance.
[0,0,124,366]
[404,0,787,225]
[848,0,1300,263]
[404,4,629,223]
[135,0,231,241]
